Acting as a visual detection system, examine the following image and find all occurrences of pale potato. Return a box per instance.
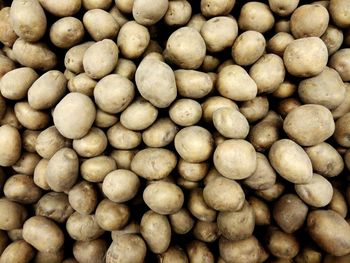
[201,96,238,123]
[159,246,189,263]
[0,240,35,263]
[177,159,208,182]
[0,54,15,78]
[186,13,206,32]
[68,180,97,215]
[329,48,350,81]
[188,189,216,222]
[38,0,81,16]
[334,112,350,147]
[169,99,202,127]
[94,109,118,128]
[82,0,112,9]
[142,118,178,148]
[267,32,295,57]
[110,149,137,170]
[169,208,194,234]
[64,42,94,74]
[164,0,192,26]
[81,155,116,183]
[187,240,214,263]
[200,0,235,17]
[115,0,134,14]
[329,0,350,28]
[114,58,136,80]
[132,0,168,26]
[0,124,21,167]
[268,0,299,16]
[22,129,40,153]
[50,17,84,49]
[0,199,27,230]
[255,181,285,202]
[193,221,219,243]
[107,122,141,150]
[321,25,344,55]
[36,126,70,159]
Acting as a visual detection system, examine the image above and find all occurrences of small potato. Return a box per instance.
[114,58,136,80]
[73,127,107,157]
[68,181,97,215]
[214,139,257,180]
[135,58,177,108]
[0,124,21,167]
[35,192,74,223]
[295,247,322,263]
[329,0,350,28]
[169,208,194,234]
[334,112,350,147]
[248,196,271,225]
[132,0,168,26]
[0,199,27,230]
[283,37,328,77]
[305,142,344,178]
[201,55,220,72]
[143,181,184,215]
[110,150,137,170]
[175,69,213,99]
[193,221,219,243]
[50,17,84,49]
[186,13,206,32]
[111,221,140,238]
[329,49,350,81]
[33,159,50,190]
[14,102,49,130]
[0,55,15,78]
[66,212,104,241]
[0,240,35,263]
[36,126,70,159]
[120,97,158,130]
[83,39,119,79]
[102,169,140,202]
[200,0,235,17]
[329,188,348,218]
[0,67,38,100]
[321,25,344,55]
[266,227,300,259]
[83,9,118,41]
[109,5,128,26]
[10,0,47,42]
[95,199,129,231]
[142,118,178,148]
[73,239,107,263]
[131,148,176,180]
[7,229,22,242]
[22,129,40,153]
[267,32,294,57]
[68,73,97,97]
[45,148,79,192]
[232,31,266,66]
[140,211,171,254]
[23,216,64,252]
[188,189,216,222]
[0,107,21,129]
[273,194,308,233]
[64,42,94,74]
[248,118,281,152]
[38,0,81,16]
[106,234,146,263]
[94,109,118,128]
[217,201,255,241]
[217,65,257,101]
[164,0,192,26]
[278,98,301,118]
[203,176,245,212]
[53,92,96,139]
[28,70,67,110]
[201,96,238,123]
[308,209,350,256]
[177,159,208,182]
[238,2,274,33]
[269,139,312,184]
[12,38,57,71]
[81,156,116,183]
[268,0,299,16]
[107,122,141,150]
[249,54,285,94]
[82,0,112,9]
[159,246,188,263]
[200,16,238,53]
[256,181,285,202]
[33,250,64,263]
[187,240,214,263]
[115,0,134,14]
[166,27,206,69]
[295,173,333,207]
[169,99,202,127]
[0,7,17,47]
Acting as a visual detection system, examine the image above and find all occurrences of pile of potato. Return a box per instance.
[0,0,350,262]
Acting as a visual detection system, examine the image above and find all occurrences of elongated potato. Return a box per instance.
[0,125,21,167]
[0,7,17,47]
[175,70,213,99]
[50,17,84,49]
[38,0,81,16]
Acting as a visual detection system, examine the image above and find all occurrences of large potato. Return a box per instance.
[0,125,21,167]
[0,199,27,230]
[132,0,168,26]
[329,0,350,28]
[0,7,17,47]
[202,96,238,123]
[50,17,84,49]
[0,240,35,263]
[38,0,81,16]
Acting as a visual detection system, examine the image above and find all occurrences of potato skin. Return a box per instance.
[268,0,299,17]
[142,118,178,148]
[83,9,118,41]
[334,112,350,147]
[95,199,130,231]
[329,0,350,28]
[132,0,168,26]
[73,239,107,263]
[81,156,116,183]
[0,199,27,231]
[38,0,81,16]
[0,125,21,167]
[65,42,93,74]
[0,7,17,47]
[0,240,35,263]
[175,70,213,99]
[238,2,274,33]
[187,240,214,263]
[50,17,84,49]
[200,0,235,17]
[66,212,104,241]
[68,181,97,215]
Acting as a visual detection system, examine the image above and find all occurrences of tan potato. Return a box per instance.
[321,25,344,55]
[102,169,140,202]
[268,0,299,16]
[109,5,128,26]
[329,49,350,81]
[188,189,216,222]
[334,112,350,147]
[38,0,81,16]
[238,2,274,33]
[166,27,206,69]
[64,42,94,74]
[82,0,112,9]
[111,221,140,239]
[132,0,168,26]
[214,139,257,180]
[186,13,206,31]
[169,99,202,127]
[81,156,116,183]
[73,239,107,263]
[143,181,184,215]
[193,220,219,243]
[248,196,271,225]
[324,254,350,263]
[4,174,41,204]
[66,212,104,241]
[45,148,79,192]
[201,55,220,72]
[14,102,49,130]
[217,65,258,101]
[83,9,118,41]
[284,37,328,77]
[307,209,350,256]
[140,210,171,254]
[33,159,50,190]
[35,192,73,223]
[95,199,129,231]
[36,126,70,159]
[114,58,136,80]
[0,54,15,78]
[0,240,35,263]
[64,69,76,80]
[0,199,27,230]
[329,188,348,218]
[164,0,191,26]
[305,142,344,178]
[294,247,322,263]
[0,107,22,129]
[142,118,178,148]
[159,246,188,263]
[267,32,295,57]
[277,98,301,118]
[201,96,238,123]
[0,124,21,167]
[329,0,350,28]
[0,7,17,47]
[266,227,300,259]
[23,216,64,252]
[33,250,64,263]
[53,92,96,139]
[7,229,23,242]
[169,208,194,234]
[94,109,118,128]
[106,234,146,263]
[276,19,291,32]
[187,240,214,263]
[332,84,350,119]
[135,58,177,108]
[115,0,133,14]
[177,177,199,190]
[217,201,255,241]
[68,181,97,215]
[256,181,285,202]
[200,0,235,17]
[50,17,84,49]
[67,73,96,97]
[177,159,208,182]
[73,127,107,157]
[110,149,137,170]
[107,122,141,150]
[22,129,40,153]
[12,152,40,175]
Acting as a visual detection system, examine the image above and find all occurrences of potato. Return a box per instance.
[200,0,235,17]
[23,216,64,252]
[102,169,140,202]
[68,181,97,215]
[188,189,216,222]
[308,209,350,256]
[248,196,271,226]
[283,104,335,146]
[333,84,350,119]
[275,19,290,33]
[175,69,213,99]
[95,199,129,231]
[193,221,219,243]
[329,49,350,81]
[177,159,208,182]
[238,2,274,33]
[73,239,107,263]
[267,32,294,57]
[142,118,178,148]
[0,240,35,263]
[34,250,64,263]
[0,199,27,230]
[329,188,348,218]
[113,58,136,80]
[295,173,333,207]
[0,54,15,78]
[80,156,116,183]
[12,38,57,71]
[219,236,261,263]
[159,246,188,263]
[33,159,50,190]
[45,148,79,192]
[94,109,118,128]
[143,181,184,215]
[140,210,171,254]
[65,42,94,74]
[166,27,206,69]
[0,107,21,129]
[187,240,214,263]
[38,0,80,16]
[53,92,96,139]
[186,13,206,31]
[109,4,128,26]
[321,25,344,55]
[7,229,22,242]
[169,99,202,127]
[73,127,107,157]
[115,0,133,14]
[329,0,350,28]
[111,221,140,239]
[36,193,72,224]
[249,54,285,94]
[11,152,40,175]
[120,97,158,130]
[266,227,299,259]
[305,142,344,178]
[277,98,301,118]
[106,234,146,263]
[106,123,141,150]
[36,126,70,159]
[14,102,49,130]
[135,58,177,108]
[110,150,137,170]
[169,208,194,234]
[22,129,39,153]
[202,96,238,123]
[214,139,257,180]
[203,176,245,212]
[164,0,191,26]
[67,74,95,97]
[201,55,220,72]
[66,212,104,241]
[0,8,17,47]
[284,37,328,77]
[268,0,299,16]
[132,0,168,26]
[334,112,350,147]
[0,124,21,167]
[217,65,257,101]
[324,254,350,263]
[10,0,47,42]
[50,17,84,49]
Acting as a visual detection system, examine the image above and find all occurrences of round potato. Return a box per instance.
[132,0,168,26]
[169,208,194,235]
[186,13,206,31]
[265,227,300,259]
[0,7,17,47]
[329,0,350,28]
[95,199,129,231]
[169,99,202,127]
[188,189,216,222]
[248,196,271,226]
[268,0,299,16]
[238,2,274,33]
[0,124,21,167]
[142,118,178,148]
[50,17,84,49]
[10,152,38,175]
[159,246,188,263]
[107,122,141,150]
[36,126,70,159]
[202,96,238,123]
[187,240,214,263]
[81,156,116,183]
[68,181,97,215]
[0,240,35,263]
[267,32,294,57]
[83,9,118,41]
[73,239,107,263]
[200,0,235,17]
[73,127,107,157]
[14,102,49,130]
[164,0,192,26]
[66,212,104,241]
[110,149,137,170]
[64,42,94,74]
[329,48,350,81]
[177,159,208,182]
[68,73,96,97]
[38,0,81,16]
[115,0,133,14]
[255,181,285,202]
[94,109,118,128]
[193,220,219,243]
[321,25,344,55]
[0,199,27,230]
